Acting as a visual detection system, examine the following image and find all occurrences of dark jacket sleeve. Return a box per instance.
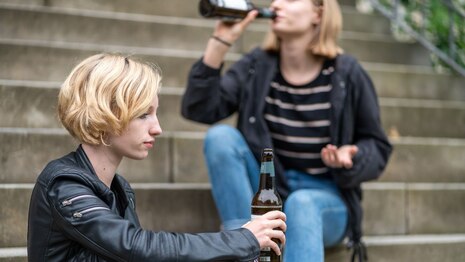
[333,61,393,188]
[47,175,260,262]
[181,52,256,124]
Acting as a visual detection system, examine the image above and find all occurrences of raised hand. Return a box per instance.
[321,144,358,169]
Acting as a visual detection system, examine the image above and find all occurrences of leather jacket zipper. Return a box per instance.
[73,206,110,218]
[62,194,97,206]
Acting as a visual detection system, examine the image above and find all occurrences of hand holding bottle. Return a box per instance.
[213,9,258,44]
[242,210,287,256]
[203,10,258,68]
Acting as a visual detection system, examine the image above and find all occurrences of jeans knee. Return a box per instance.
[204,124,243,160]
[286,190,316,209]
[284,190,324,220]
[204,125,239,151]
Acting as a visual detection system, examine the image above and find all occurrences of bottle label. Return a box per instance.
[260,162,275,177]
[219,0,249,11]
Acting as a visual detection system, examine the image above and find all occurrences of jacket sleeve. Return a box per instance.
[47,175,260,262]
[333,61,393,188]
[181,51,256,124]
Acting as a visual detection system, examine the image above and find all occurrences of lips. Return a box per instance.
[143,141,154,148]
[272,15,283,23]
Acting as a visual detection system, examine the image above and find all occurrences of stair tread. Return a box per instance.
[3,127,465,145]
[0,2,380,27]
[0,37,435,71]
[3,79,465,106]
[2,233,465,253]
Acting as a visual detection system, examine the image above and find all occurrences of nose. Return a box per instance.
[150,116,162,136]
[270,0,281,9]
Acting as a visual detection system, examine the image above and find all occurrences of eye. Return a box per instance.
[139,113,149,119]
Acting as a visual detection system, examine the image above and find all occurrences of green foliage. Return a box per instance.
[379,0,465,72]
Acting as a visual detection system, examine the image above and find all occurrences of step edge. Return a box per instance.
[364,234,465,246]
[0,247,27,258]
[380,97,465,109]
[3,234,465,256]
[0,79,184,94]
[2,182,465,190]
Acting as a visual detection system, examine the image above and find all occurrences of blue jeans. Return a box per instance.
[204,125,348,262]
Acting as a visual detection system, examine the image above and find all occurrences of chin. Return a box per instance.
[127,152,149,160]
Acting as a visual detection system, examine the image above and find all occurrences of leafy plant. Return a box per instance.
[377,0,465,72]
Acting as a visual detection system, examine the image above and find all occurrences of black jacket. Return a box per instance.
[181,48,392,255]
[27,145,260,262]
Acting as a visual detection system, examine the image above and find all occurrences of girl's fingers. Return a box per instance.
[270,229,286,246]
[262,210,286,221]
[241,9,259,25]
[268,218,287,232]
[268,240,281,256]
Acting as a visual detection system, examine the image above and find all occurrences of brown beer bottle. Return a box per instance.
[251,148,283,262]
[199,0,276,20]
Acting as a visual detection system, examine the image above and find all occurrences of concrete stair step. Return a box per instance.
[0,39,459,95]
[380,97,465,138]
[0,38,207,87]
[1,128,465,184]
[0,5,429,66]
[0,3,392,43]
[1,182,465,248]
[2,81,465,138]
[327,234,465,262]
[1,55,463,102]
[2,234,465,261]
[0,39,454,90]
[243,30,431,66]
[0,0,358,18]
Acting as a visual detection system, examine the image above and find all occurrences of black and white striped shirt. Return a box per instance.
[265,59,335,176]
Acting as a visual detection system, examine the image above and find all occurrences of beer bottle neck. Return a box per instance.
[259,173,275,190]
[259,160,275,190]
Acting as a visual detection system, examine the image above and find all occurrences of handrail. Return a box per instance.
[369,0,465,77]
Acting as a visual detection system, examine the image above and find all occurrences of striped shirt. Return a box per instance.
[265,59,335,176]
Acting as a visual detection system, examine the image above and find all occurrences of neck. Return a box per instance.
[279,37,323,85]
[82,143,121,188]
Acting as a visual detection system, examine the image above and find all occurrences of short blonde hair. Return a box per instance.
[262,0,343,58]
[58,53,162,145]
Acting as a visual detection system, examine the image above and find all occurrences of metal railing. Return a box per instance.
[369,0,465,77]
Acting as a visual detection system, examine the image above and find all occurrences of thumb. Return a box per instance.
[349,145,358,157]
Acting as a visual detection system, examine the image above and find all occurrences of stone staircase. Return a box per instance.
[1,0,465,261]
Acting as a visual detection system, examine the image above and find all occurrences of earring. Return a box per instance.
[100,131,111,147]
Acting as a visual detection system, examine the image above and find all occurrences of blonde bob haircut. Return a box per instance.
[262,0,343,58]
[58,53,162,145]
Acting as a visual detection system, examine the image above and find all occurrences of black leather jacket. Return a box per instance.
[27,145,260,262]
